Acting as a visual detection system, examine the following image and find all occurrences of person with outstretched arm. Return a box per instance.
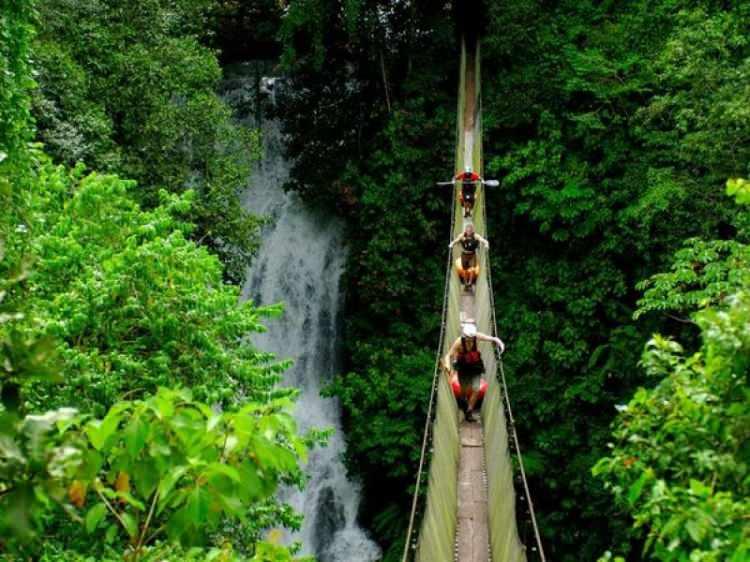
[456,166,480,217]
[443,323,504,422]
[436,166,499,218]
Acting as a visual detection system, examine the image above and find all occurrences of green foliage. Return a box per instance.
[31,0,262,282]
[0,0,36,260]
[1,159,308,560]
[16,159,288,416]
[279,0,328,71]
[727,178,750,209]
[0,405,84,545]
[0,246,83,546]
[35,540,313,562]
[635,238,750,319]
[593,295,750,561]
[595,192,750,560]
[475,2,750,557]
[75,387,305,558]
[327,344,434,482]
[0,0,35,172]
[635,8,750,177]
[278,0,750,559]
[0,5,313,558]
[636,179,750,319]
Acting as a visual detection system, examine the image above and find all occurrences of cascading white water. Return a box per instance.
[222,64,381,562]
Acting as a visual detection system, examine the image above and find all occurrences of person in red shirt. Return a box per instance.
[437,166,498,218]
[443,323,504,421]
[455,166,481,217]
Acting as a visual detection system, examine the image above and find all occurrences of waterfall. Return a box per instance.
[222,63,382,562]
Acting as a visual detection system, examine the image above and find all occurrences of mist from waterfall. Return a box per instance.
[222,63,381,562]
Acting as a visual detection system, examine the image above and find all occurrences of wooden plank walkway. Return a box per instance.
[456,41,490,559]
[455,250,490,562]
[456,421,490,562]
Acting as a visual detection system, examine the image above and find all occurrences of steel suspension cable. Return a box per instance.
[483,232,547,561]
[400,190,458,562]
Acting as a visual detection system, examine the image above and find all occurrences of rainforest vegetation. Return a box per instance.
[1,0,748,561]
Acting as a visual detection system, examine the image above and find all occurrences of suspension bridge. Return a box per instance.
[401,31,547,562]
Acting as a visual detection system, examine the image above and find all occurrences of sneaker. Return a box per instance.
[465,409,475,422]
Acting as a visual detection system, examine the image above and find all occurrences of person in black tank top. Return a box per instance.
[449,224,489,288]
[443,323,505,421]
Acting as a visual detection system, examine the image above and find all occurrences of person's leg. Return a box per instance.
[464,255,476,287]
[458,372,474,421]
[467,374,480,412]
[461,255,473,288]
[467,197,474,216]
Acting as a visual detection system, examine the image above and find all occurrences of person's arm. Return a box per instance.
[474,233,490,248]
[448,234,463,249]
[443,338,459,373]
[476,332,505,353]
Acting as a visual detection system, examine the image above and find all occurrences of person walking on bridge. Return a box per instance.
[456,166,480,217]
[437,166,498,218]
[443,323,504,422]
[449,223,488,291]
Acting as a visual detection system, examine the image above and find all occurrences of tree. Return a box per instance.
[76,387,307,560]
[31,0,262,282]
[19,161,288,416]
[594,183,750,561]
[0,248,85,547]
[0,4,314,558]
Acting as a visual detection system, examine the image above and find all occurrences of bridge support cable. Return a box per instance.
[401,193,458,562]
[485,220,547,562]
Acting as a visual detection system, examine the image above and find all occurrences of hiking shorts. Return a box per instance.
[458,371,481,393]
[455,360,483,393]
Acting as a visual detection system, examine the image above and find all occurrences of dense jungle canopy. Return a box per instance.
[0,0,748,561]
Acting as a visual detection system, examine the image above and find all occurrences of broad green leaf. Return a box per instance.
[85,503,107,534]
[685,519,706,543]
[237,460,264,502]
[120,511,138,538]
[104,524,118,544]
[80,449,103,480]
[86,410,122,451]
[157,466,188,512]
[115,491,146,511]
[186,486,210,523]
[132,459,159,498]
[627,471,651,505]
[206,463,240,482]
[218,494,245,520]
[689,479,710,497]
[125,416,147,458]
